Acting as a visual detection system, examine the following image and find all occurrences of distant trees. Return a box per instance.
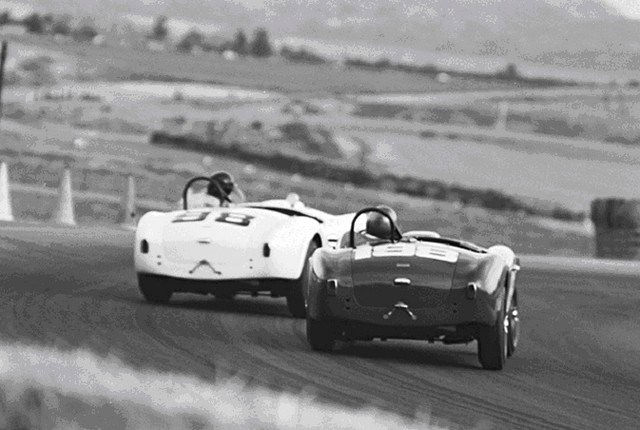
[0,10,10,26]
[72,18,98,42]
[13,7,283,62]
[219,27,274,59]
[41,13,54,31]
[177,29,204,53]
[51,16,72,36]
[23,13,44,34]
[20,11,96,41]
[497,62,520,80]
[249,28,273,57]
[73,24,98,42]
[230,29,248,56]
[149,15,169,41]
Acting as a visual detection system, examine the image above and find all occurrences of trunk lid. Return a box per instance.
[162,208,286,269]
[351,242,459,308]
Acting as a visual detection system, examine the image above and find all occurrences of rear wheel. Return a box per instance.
[477,292,508,370]
[507,289,520,357]
[306,318,336,352]
[138,274,172,304]
[286,240,319,318]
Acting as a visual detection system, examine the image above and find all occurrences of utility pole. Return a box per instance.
[0,40,7,126]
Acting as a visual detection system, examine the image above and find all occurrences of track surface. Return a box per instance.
[1,224,639,429]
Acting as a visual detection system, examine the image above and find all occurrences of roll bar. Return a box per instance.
[349,207,402,248]
[182,176,230,210]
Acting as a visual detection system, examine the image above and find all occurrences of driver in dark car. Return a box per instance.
[339,204,401,248]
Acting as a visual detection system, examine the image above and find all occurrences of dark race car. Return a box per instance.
[305,206,521,370]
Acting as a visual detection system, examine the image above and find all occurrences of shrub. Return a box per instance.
[73,25,98,43]
[23,13,44,34]
[280,46,328,64]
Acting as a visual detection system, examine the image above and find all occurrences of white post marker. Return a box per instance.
[53,168,76,226]
[118,174,137,230]
[0,161,14,222]
[495,101,509,131]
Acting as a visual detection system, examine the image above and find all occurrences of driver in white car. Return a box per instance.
[179,171,246,209]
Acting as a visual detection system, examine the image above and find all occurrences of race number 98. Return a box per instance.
[173,211,209,222]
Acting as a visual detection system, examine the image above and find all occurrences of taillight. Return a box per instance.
[466,282,478,300]
[140,239,149,254]
[327,279,338,296]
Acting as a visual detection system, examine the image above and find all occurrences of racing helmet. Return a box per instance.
[365,205,398,239]
[207,171,235,200]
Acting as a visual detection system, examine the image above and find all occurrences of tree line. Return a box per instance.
[1,9,286,59]
[148,16,275,57]
[0,9,98,42]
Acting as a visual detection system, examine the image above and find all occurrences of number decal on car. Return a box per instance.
[173,211,209,222]
[216,212,255,226]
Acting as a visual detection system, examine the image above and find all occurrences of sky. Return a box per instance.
[2,0,640,21]
[604,0,640,18]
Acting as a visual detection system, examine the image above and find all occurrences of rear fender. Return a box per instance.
[307,248,352,319]
[487,245,519,303]
[134,211,170,271]
[470,254,505,295]
[135,211,165,240]
[267,217,322,278]
[487,245,516,267]
[309,248,352,283]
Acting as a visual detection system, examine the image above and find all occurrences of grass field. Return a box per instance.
[354,87,640,143]
[0,342,445,430]
[358,130,640,212]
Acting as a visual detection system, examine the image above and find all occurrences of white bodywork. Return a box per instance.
[135,199,356,282]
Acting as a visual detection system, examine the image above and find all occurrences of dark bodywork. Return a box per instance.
[305,208,520,369]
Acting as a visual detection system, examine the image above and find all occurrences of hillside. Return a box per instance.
[7,0,640,74]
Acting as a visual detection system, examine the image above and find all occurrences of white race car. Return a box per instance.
[134,175,358,317]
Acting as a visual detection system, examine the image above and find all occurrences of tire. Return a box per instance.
[138,274,172,304]
[306,317,335,352]
[286,240,319,318]
[507,289,520,357]
[477,292,508,370]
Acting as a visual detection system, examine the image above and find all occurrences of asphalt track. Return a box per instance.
[1,224,639,430]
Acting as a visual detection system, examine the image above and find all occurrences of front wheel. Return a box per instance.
[477,293,508,370]
[138,274,173,304]
[306,318,336,352]
[286,240,319,318]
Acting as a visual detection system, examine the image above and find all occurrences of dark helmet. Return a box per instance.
[366,205,398,239]
[207,171,235,199]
